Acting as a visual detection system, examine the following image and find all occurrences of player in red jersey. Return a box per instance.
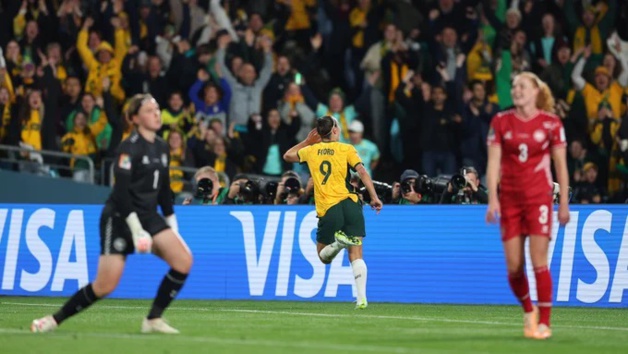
[486,72,570,340]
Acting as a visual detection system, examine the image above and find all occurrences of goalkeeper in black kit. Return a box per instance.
[31,94,193,334]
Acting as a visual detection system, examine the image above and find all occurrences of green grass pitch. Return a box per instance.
[1,297,627,354]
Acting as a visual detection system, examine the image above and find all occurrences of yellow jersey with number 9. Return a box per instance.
[298,141,362,217]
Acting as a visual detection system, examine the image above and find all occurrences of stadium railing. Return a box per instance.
[0,144,95,184]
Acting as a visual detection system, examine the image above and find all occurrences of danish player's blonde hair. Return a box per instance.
[514,71,555,114]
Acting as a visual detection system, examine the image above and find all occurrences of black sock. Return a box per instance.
[52,283,99,324]
[147,269,188,320]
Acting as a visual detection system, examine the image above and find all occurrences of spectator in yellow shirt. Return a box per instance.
[76,17,126,102]
[160,91,195,140]
[571,46,628,129]
[16,89,43,152]
[61,111,106,183]
[65,93,112,151]
[279,0,316,48]
[44,43,68,82]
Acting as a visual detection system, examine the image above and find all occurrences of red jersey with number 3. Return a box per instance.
[487,109,566,202]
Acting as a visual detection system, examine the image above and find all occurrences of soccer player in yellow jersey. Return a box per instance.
[284,115,383,309]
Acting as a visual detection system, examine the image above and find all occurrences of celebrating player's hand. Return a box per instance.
[486,200,501,224]
[558,203,570,226]
[370,197,383,214]
[305,129,321,145]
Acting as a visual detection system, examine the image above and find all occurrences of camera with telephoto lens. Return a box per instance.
[401,175,433,196]
[450,174,468,192]
[402,174,472,203]
[401,179,414,194]
[239,179,262,204]
[269,177,302,204]
[283,177,301,194]
[360,181,393,204]
[194,178,214,201]
[430,174,466,195]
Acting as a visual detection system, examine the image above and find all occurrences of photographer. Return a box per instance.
[270,171,305,205]
[439,167,488,204]
[393,170,424,205]
[182,166,229,205]
[225,174,263,205]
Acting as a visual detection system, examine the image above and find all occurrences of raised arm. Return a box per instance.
[216,35,238,87]
[617,52,628,87]
[77,18,97,70]
[210,0,239,42]
[113,27,127,69]
[255,39,274,90]
[188,76,206,111]
[571,57,587,91]
[218,78,232,110]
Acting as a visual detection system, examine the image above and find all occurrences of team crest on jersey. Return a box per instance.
[504,131,513,140]
[161,153,168,167]
[119,154,131,170]
[534,129,546,143]
[142,155,150,164]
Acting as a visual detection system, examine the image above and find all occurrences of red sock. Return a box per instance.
[534,266,552,326]
[508,272,534,313]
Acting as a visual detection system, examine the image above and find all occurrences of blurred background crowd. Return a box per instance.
[0,0,627,204]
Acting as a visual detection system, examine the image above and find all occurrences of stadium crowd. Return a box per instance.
[0,0,627,204]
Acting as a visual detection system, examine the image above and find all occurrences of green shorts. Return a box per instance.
[316,198,366,245]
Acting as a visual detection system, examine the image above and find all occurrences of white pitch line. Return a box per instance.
[2,301,628,333]
[216,309,628,332]
[220,308,511,326]
[0,328,448,354]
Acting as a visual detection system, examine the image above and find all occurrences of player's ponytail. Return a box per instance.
[517,72,555,114]
[316,115,335,139]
